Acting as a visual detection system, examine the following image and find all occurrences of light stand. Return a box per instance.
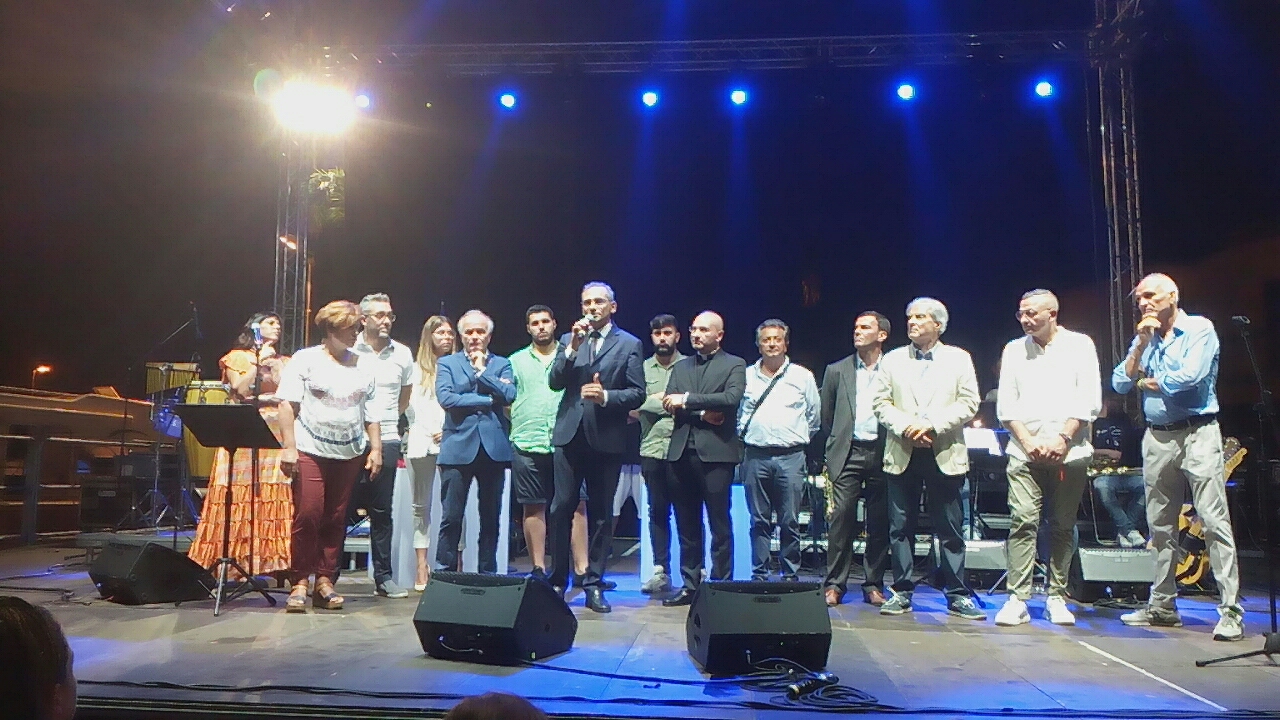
[1197,316,1279,667]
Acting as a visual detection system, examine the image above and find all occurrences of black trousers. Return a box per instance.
[887,449,969,600]
[823,441,890,594]
[670,451,735,589]
[639,457,676,573]
[548,433,622,590]
[356,440,401,586]
[436,446,506,574]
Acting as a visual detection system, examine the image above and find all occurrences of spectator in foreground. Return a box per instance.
[0,596,77,720]
[445,691,548,720]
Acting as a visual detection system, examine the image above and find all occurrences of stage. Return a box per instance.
[2,543,1277,719]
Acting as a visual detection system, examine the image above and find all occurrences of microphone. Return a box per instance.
[251,322,264,347]
[575,315,596,338]
[191,302,203,341]
[1232,315,1251,327]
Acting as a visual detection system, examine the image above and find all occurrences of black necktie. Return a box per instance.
[588,330,601,364]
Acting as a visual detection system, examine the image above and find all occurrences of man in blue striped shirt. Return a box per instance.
[1111,273,1243,641]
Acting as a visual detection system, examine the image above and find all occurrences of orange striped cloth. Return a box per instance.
[187,405,293,579]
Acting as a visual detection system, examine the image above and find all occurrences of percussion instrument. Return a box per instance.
[145,362,200,395]
[183,381,231,478]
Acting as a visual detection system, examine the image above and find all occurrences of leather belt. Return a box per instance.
[744,444,806,456]
[1148,413,1216,432]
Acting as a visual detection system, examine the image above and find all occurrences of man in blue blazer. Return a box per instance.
[547,282,646,612]
[435,309,517,574]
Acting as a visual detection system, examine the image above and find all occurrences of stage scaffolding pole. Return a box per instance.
[272,133,313,356]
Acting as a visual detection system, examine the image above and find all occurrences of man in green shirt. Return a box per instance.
[629,314,685,594]
[510,305,587,580]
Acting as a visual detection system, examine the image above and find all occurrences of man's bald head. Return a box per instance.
[1134,272,1180,325]
[690,311,725,355]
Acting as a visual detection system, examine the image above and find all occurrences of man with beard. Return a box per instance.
[629,314,686,595]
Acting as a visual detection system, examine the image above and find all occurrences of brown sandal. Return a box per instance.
[313,579,343,610]
[286,582,309,613]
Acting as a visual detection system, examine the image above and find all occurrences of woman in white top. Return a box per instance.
[276,300,381,612]
[405,315,454,591]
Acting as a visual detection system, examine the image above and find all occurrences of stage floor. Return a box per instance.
[2,543,1277,719]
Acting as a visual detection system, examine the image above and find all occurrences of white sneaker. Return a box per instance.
[1116,533,1134,548]
[1213,605,1245,642]
[995,597,1030,626]
[1045,596,1076,625]
[641,567,672,594]
[1125,530,1146,548]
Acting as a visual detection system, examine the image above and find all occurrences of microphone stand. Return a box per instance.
[1197,315,1279,666]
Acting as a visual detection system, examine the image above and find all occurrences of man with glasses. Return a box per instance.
[1112,273,1244,641]
[353,293,415,598]
[994,290,1100,627]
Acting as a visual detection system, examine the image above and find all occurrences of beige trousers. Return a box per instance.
[1005,457,1089,600]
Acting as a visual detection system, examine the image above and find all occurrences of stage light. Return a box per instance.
[641,91,659,107]
[730,89,748,105]
[499,93,517,109]
[1035,81,1054,98]
[31,365,51,389]
[271,80,357,134]
[897,84,916,101]
[355,94,371,109]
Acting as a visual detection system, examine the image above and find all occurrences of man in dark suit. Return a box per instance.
[435,309,517,574]
[547,282,646,612]
[820,311,892,607]
[661,311,747,607]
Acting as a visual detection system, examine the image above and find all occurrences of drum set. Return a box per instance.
[132,362,232,529]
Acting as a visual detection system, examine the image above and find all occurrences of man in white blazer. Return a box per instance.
[871,297,984,620]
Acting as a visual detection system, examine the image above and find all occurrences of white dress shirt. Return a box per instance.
[353,337,415,441]
[853,356,881,442]
[737,358,821,449]
[996,327,1102,464]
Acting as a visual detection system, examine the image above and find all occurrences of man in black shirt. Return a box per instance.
[1091,394,1146,546]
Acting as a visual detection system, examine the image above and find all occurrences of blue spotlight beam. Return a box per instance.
[499,92,516,109]
[730,89,747,105]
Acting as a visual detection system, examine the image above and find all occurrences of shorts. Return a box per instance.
[513,449,588,506]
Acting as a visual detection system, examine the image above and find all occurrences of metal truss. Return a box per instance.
[273,134,314,355]
[1090,0,1147,368]
[353,31,1089,75]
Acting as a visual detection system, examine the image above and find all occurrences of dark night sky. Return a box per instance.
[2,1,1278,397]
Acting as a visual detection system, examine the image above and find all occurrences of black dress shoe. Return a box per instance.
[573,573,617,591]
[530,567,548,582]
[662,587,695,607]
[584,587,612,613]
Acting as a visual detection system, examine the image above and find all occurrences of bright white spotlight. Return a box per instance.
[642,91,659,107]
[355,94,371,109]
[897,84,916,101]
[1035,81,1054,98]
[730,89,748,105]
[499,93,517,109]
[272,81,357,134]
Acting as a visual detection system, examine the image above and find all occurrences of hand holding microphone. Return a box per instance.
[569,314,595,351]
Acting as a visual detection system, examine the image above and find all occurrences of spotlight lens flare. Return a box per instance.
[499,93,517,109]
[730,89,747,105]
[271,81,357,134]
[897,84,916,101]
[1035,81,1054,98]
[355,94,371,109]
[641,91,659,107]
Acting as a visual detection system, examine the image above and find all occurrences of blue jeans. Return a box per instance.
[741,447,807,579]
[1093,473,1146,536]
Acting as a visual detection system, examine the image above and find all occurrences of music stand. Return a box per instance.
[174,403,279,615]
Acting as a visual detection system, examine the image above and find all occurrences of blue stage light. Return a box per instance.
[642,91,659,107]
[355,94,371,109]
[1035,81,1054,98]
[897,84,916,101]
[730,89,748,105]
[499,93,517,109]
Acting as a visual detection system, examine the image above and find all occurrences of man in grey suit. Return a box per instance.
[820,311,892,608]
[871,297,984,620]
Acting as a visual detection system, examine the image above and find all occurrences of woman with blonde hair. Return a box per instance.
[276,300,381,612]
[405,315,455,590]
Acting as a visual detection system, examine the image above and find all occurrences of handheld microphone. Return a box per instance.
[251,322,264,347]
[575,314,596,338]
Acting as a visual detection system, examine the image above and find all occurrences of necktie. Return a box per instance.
[588,330,602,364]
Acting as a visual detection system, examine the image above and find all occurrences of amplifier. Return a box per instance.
[1068,547,1153,603]
[965,540,1007,571]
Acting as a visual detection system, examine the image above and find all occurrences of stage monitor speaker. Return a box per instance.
[685,580,831,676]
[89,541,215,605]
[1068,547,1153,603]
[412,572,577,665]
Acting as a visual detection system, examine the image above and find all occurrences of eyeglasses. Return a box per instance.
[1015,309,1044,320]
[365,312,396,322]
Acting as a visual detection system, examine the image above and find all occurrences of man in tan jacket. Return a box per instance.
[871,297,983,620]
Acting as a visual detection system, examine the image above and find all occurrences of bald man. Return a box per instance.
[659,311,747,606]
[1112,273,1244,641]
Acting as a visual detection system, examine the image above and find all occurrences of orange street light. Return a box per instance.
[31,364,52,389]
